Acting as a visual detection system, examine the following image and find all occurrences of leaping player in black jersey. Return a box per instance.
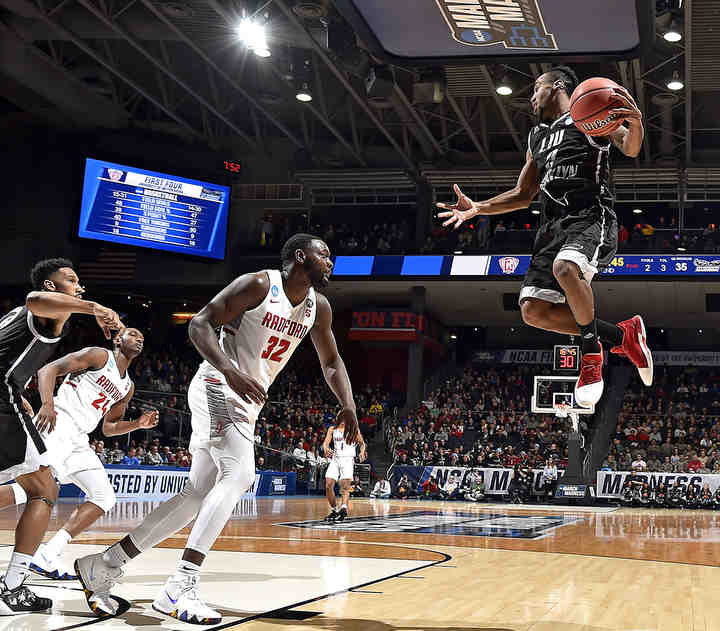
[0,258,122,615]
[438,66,653,408]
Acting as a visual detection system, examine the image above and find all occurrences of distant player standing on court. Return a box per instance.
[75,234,360,625]
[0,258,122,615]
[323,414,366,522]
[437,66,653,407]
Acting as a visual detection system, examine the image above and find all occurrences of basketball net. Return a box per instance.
[554,403,580,433]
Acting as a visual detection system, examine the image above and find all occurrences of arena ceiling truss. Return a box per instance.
[0,0,713,174]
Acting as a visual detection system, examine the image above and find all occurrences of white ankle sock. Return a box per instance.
[102,542,132,568]
[172,560,201,584]
[4,552,33,589]
[44,529,72,557]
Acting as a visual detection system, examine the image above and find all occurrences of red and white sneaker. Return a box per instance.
[610,315,653,386]
[575,345,604,408]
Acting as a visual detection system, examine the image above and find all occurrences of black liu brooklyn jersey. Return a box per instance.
[0,305,68,405]
[528,112,614,221]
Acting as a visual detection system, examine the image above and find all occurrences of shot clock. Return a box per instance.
[553,345,580,374]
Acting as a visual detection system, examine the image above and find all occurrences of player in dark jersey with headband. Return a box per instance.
[438,66,653,407]
[0,258,121,615]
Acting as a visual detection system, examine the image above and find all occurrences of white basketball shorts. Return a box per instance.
[325,457,354,481]
[188,369,261,448]
[0,409,103,484]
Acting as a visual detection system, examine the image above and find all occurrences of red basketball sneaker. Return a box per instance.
[575,346,604,408]
[610,315,653,386]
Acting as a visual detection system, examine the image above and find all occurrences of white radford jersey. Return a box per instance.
[194,269,317,434]
[54,349,133,434]
[332,427,356,459]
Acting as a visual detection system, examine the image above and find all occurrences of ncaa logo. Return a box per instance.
[107,168,124,181]
[498,257,520,274]
[271,285,279,297]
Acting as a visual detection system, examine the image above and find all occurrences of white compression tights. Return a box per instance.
[129,424,255,556]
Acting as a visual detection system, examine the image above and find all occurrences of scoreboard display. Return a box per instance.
[331,254,720,277]
[78,158,230,260]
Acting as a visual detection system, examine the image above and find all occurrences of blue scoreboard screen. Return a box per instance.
[78,158,230,260]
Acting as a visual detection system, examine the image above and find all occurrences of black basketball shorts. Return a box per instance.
[0,387,46,480]
[519,206,618,305]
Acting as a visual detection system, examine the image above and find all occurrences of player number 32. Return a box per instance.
[261,336,290,362]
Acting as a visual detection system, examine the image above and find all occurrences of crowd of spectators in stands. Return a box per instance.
[387,362,720,478]
[88,437,192,468]
[387,364,573,471]
[257,208,720,256]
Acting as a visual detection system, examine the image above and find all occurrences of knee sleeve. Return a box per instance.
[11,483,27,505]
[71,469,116,513]
[86,483,116,513]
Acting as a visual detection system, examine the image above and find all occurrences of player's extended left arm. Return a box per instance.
[310,295,355,413]
[102,386,159,436]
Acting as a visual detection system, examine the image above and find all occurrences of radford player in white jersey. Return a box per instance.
[323,419,366,522]
[0,328,158,581]
[76,234,360,625]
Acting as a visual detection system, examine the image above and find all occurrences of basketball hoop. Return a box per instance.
[554,402,570,418]
[554,402,581,434]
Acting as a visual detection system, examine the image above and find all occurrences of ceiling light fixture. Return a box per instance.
[667,70,684,91]
[496,76,513,96]
[295,82,313,102]
[664,21,682,42]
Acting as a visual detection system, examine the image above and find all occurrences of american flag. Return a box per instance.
[77,248,136,282]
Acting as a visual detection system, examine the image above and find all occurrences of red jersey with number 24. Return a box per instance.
[54,349,133,433]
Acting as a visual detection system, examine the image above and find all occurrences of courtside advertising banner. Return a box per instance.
[104,466,262,500]
[391,465,560,496]
[596,471,720,498]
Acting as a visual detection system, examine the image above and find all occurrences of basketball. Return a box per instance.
[570,77,625,137]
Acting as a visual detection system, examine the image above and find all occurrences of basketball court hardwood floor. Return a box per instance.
[0,497,718,631]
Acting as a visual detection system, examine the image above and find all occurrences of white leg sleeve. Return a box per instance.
[186,425,255,556]
[129,447,218,552]
[68,469,116,513]
[11,483,27,505]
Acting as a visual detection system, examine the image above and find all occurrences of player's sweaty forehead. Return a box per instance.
[58,268,79,283]
[311,240,331,257]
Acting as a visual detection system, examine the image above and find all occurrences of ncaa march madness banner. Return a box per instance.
[392,465,560,496]
[596,471,720,498]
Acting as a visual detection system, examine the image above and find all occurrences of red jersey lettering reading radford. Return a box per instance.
[260,311,308,340]
[94,374,124,403]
